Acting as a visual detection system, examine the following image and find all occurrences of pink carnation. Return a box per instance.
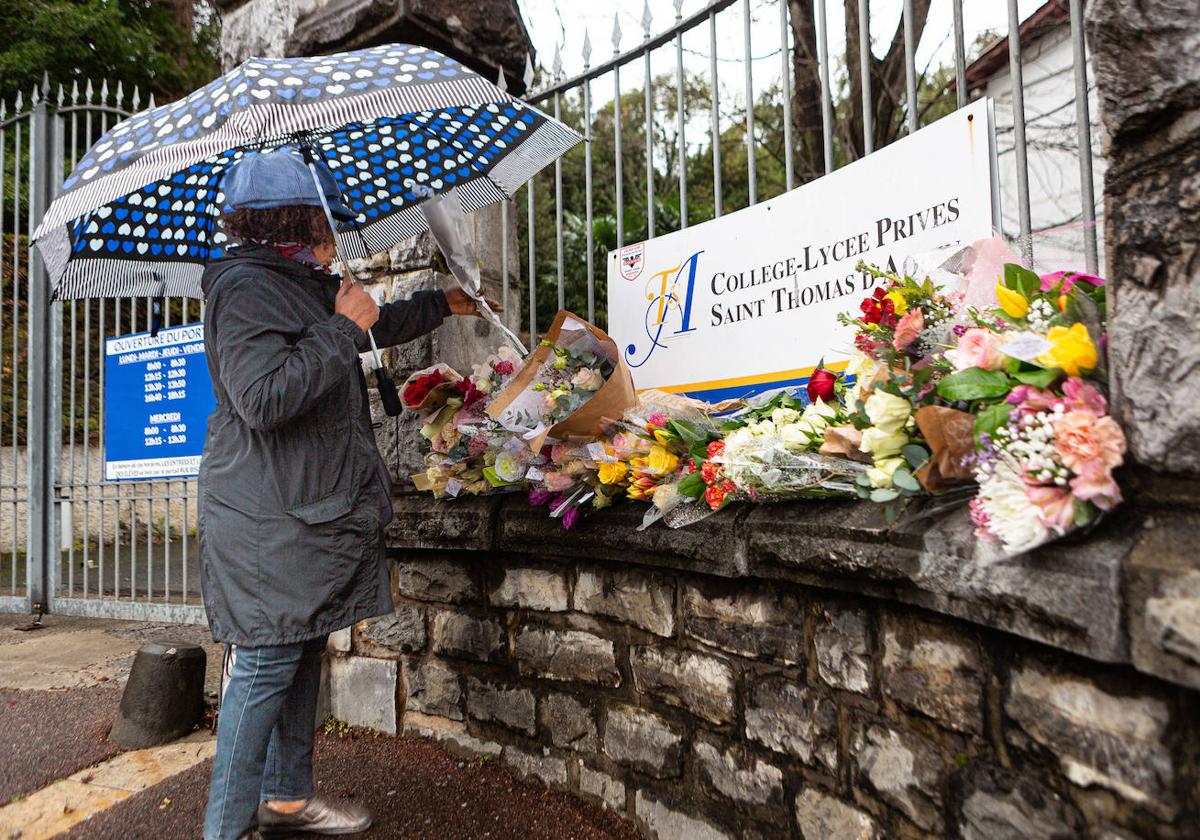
[645,411,668,428]
[892,307,925,351]
[1007,384,1059,414]
[1070,460,1122,511]
[1054,410,1126,473]
[951,328,1006,371]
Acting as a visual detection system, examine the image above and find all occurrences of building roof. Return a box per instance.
[965,0,1073,89]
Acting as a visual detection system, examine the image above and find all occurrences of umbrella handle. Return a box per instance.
[300,147,402,416]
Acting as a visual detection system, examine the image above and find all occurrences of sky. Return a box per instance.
[516,0,1051,107]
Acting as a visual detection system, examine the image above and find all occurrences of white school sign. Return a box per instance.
[606,100,999,402]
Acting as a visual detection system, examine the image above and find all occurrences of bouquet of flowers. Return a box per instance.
[936,265,1125,555]
[400,364,462,412]
[694,367,866,513]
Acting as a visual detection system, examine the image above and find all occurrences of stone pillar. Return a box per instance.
[212,0,531,487]
[1087,1,1200,475]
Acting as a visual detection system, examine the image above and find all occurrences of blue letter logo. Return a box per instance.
[624,250,703,369]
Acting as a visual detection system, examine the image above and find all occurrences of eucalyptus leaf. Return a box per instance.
[870,487,900,503]
[892,468,921,492]
[856,472,873,488]
[902,444,930,469]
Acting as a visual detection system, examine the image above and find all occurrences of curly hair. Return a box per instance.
[220,205,335,247]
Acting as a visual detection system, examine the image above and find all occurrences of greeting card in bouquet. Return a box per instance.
[486,311,637,451]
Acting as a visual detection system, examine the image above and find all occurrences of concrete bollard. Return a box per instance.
[110,641,207,749]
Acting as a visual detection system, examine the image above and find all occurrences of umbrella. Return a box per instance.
[32,43,580,302]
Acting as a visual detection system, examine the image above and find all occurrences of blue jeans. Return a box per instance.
[204,635,327,840]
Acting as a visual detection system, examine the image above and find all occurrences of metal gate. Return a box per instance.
[1,77,205,623]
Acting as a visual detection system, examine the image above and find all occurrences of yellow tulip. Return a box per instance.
[995,283,1029,318]
[1037,322,1098,377]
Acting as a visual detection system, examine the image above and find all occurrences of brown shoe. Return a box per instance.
[257,798,372,836]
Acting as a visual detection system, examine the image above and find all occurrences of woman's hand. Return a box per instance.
[445,287,504,317]
[335,277,380,332]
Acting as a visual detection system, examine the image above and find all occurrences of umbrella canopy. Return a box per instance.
[33,43,580,300]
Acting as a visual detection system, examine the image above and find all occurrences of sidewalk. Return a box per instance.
[0,613,638,840]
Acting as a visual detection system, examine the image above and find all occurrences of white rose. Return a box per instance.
[866,456,905,488]
[846,350,876,380]
[770,407,802,426]
[780,423,812,451]
[860,427,908,458]
[864,391,912,433]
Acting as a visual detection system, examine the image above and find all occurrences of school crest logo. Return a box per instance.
[618,242,645,281]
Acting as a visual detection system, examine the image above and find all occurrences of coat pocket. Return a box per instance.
[286,489,354,525]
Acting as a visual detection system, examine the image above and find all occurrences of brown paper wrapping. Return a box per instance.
[487,310,637,451]
[913,406,977,493]
[819,425,872,463]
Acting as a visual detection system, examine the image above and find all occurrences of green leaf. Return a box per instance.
[974,402,1015,438]
[902,444,930,469]
[677,472,706,498]
[870,487,900,503]
[1013,368,1059,388]
[1004,263,1041,298]
[937,368,1012,401]
[668,418,707,444]
[892,468,921,492]
[1073,499,1097,528]
[855,472,873,488]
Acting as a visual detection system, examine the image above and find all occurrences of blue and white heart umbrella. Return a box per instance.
[33,43,580,300]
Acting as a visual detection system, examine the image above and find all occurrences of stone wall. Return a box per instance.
[324,496,1200,839]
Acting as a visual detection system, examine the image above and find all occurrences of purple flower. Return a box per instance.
[952,324,969,337]
[527,488,553,507]
[561,507,581,530]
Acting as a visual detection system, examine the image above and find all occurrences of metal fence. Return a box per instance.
[2,0,1102,623]
[510,0,1102,337]
[1,78,205,623]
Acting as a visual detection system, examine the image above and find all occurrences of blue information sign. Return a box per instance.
[104,323,214,481]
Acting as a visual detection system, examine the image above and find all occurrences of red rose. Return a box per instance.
[494,360,514,376]
[807,367,838,403]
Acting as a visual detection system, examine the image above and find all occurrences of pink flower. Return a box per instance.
[1039,270,1105,293]
[1070,460,1122,511]
[550,444,571,465]
[561,507,581,530]
[950,328,1006,371]
[1054,410,1126,472]
[645,411,668,428]
[1060,377,1107,414]
[969,496,992,539]
[1007,384,1058,414]
[494,359,515,376]
[892,307,925,351]
[1027,483,1075,534]
[542,471,575,492]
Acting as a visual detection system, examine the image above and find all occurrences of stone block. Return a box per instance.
[1127,514,1200,690]
[491,566,569,612]
[539,693,597,752]
[385,496,497,551]
[403,658,462,721]
[574,567,675,637]
[794,788,878,840]
[328,656,397,735]
[693,737,784,809]
[633,790,733,840]
[579,763,626,812]
[852,722,946,832]
[952,763,1083,840]
[629,646,736,725]
[682,583,804,664]
[915,508,1130,663]
[1005,660,1174,814]
[395,558,479,604]
[327,627,352,653]
[503,745,569,787]
[403,712,503,761]
[881,613,983,734]
[744,677,838,772]
[465,677,536,736]
[430,610,504,662]
[814,607,873,694]
[515,626,620,686]
[354,605,426,659]
[603,705,684,779]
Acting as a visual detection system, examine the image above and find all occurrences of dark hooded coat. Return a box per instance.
[198,244,448,646]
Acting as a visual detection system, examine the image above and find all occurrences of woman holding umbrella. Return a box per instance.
[200,148,499,840]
